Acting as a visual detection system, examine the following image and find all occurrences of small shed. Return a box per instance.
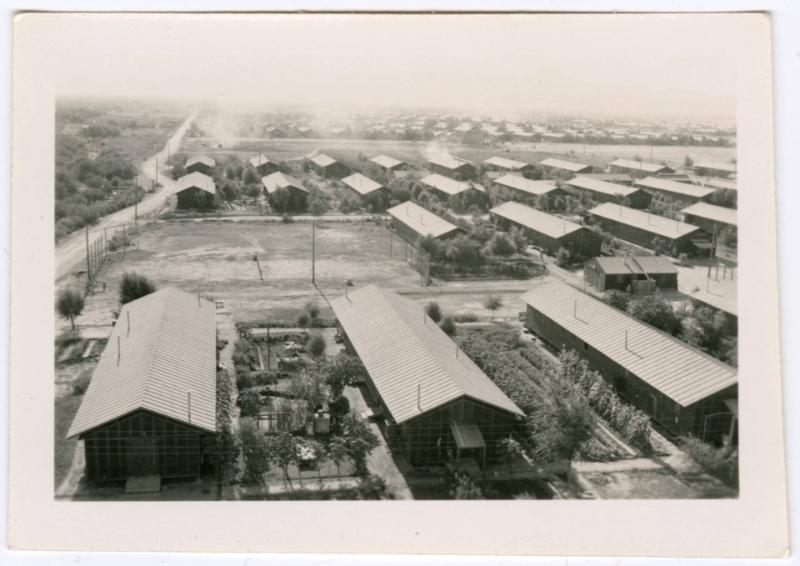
[583,255,678,292]
[249,154,280,176]
[175,172,216,210]
[427,155,477,180]
[305,153,350,179]
[369,154,407,173]
[67,288,217,483]
[184,155,216,175]
[261,172,309,211]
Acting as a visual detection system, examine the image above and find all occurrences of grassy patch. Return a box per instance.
[54,394,83,489]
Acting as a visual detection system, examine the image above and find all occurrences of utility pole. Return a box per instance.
[311,215,316,285]
[84,226,91,288]
[706,223,717,292]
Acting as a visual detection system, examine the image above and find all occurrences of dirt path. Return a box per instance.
[55,440,85,499]
[343,385,414,500]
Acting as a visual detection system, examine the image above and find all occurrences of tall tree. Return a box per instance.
[56,288,85,330]
[342,415,380,477]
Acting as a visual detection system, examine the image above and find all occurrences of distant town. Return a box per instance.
[54,98,738,501]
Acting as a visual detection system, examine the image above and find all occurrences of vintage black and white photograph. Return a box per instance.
[46,13,749,504]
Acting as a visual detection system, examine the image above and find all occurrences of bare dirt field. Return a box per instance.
[66,220,422,327]
[58,219,549,335]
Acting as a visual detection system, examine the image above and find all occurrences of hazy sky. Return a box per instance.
[48,13,743,121]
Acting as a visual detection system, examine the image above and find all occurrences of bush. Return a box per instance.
[119,272,156,305]
[425,301,443,323]
[439,316,457,336]
[452,312,479,323]
[680,436,738,487]
[306,333,326,358]
[281,213,293,223]
[72,373,91,395]
[555,247,571,267]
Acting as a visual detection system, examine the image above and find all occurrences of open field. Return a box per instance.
[58,219,550,335]
[62,220,422,327]
[181,136,736,173]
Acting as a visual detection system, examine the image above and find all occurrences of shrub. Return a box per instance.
[680,436,738,487]
[119,272,156,305]
[452,312,479,323]
[72,373,91,395]
[306,333,326,358]
[555,247,571,267]
[425,301,443,323]
[439,316,457,336]
[238,389,263,418]
[281,213,293,223]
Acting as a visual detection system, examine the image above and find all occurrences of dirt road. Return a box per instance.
[55,114,196,282]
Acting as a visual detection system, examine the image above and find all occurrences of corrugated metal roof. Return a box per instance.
[184,154,216,168]
[483,156,530,170]
[694,177,737,191]
[694,161,737,174]
[490,201,584,239]
[67,287,217,437]
[261,172,308,194]
[249,154,275,168]
[420,174,472,196]
[522,280,736,407]
[681,202,738,227]
[175,172,216,195]
[591,255,677,276]
[589,203,702,239]
[609,159,672,173]
[309,153,337,168]
[370,154,404,169]
[341,173,384,196]
[494,175,560,197]
[634,176,715,200]
[386,201,459,239]
[540,158,591,172]
[330,285,524,424]
[581,173,634,184]
[428,155,472,171]
[567,176,643,198]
